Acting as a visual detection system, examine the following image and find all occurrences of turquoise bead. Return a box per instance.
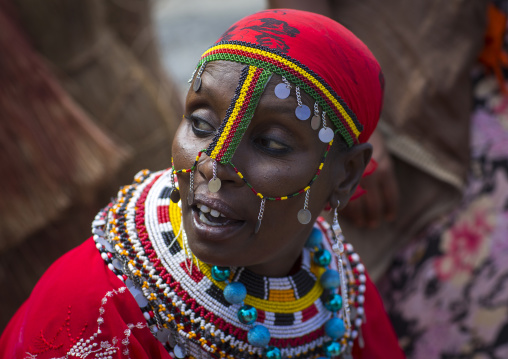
[211,266,231,282]
[325,317,346,339]
[324,293,343,312]
[224,282,247,304]
[313,249,331,267]
[305,227,323,248]
[324,340,341,356]
[264,346,281,359]
[248,325,271,347]
[238,305,257,325]
[320,269,341,289]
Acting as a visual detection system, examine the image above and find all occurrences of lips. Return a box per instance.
[188,194,247,240]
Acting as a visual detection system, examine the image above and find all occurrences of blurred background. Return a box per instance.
[0,0,262,332]
[154,0,264,97]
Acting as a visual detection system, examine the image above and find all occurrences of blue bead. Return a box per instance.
[238,305,257,325]
[305,227,323,248]
[325,317,346,339]
[313,249,331,267]
[320,270,341,289]
[223,282,247,304]
[324,293,343,312]
[324,340,341,356]
[211,266,231,282]
[248,325,271,347]
[264,346,281,359]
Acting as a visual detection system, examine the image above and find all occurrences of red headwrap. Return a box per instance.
[199,9,384,145]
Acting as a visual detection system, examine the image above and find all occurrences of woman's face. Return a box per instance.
[172,61,365,277]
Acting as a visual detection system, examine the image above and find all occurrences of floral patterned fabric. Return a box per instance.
[379,61,508,357]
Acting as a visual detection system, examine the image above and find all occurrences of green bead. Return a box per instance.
[264,346,281,359]
[305,227,323,248]
[324,340,341,357]
[324,293,343,312]
[320,269,341,289]
[313,249,331,267]
[238,305,257,325]
[224,282,247,304]
[211,266,231,282]
[248,325,271,347]
[325,317,346,339]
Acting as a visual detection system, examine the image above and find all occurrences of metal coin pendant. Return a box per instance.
[319,127,334,143]
[254,219,262,234]
[173,344,186,358]
[193,77,202,92]
[295,105,311,120]
[274,83,290,99]
[297,209,312,224]
[311,115,321,130]
[208,178,221,193]
[170,188,181,203]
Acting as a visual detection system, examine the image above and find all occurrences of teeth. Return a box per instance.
[200,212,223,226]
[197,203,226,218]
[197,204,210,213]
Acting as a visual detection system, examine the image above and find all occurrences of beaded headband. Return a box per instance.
[199,41,362,147]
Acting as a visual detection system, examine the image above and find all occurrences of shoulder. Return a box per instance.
[0,184,172,359]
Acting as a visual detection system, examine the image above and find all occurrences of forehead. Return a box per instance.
[188,61,315,118]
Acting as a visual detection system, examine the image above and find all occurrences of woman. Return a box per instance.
[0,10,403,359]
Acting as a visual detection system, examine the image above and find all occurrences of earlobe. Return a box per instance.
[329,143,372,209]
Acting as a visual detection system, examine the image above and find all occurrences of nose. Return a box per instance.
[197,155,245,191]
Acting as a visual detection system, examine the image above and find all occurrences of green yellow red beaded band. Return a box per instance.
[198,41,362,147]
[205,65,272,164]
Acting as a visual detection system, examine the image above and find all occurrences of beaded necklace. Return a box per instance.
[93,169,366,359]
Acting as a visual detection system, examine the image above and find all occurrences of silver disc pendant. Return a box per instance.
[295,105,311,120]
[254,219,262,234]
[318,127,334,143]
[208,178,221,193]
[193,77,202,92]
[297,209,312,224]
[174,344,186,358]
[274,83,290,99]
[311,115,321,130]
[168,329,177,347]
[170,188,181,203]
[155,328,171,343]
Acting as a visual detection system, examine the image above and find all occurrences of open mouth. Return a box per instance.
[194,203,242,227]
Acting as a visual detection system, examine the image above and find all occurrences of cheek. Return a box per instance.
[237,153,322,197]
[172,124,206,169]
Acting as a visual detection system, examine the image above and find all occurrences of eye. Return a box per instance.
[188,115,215,137]
[254,136,292,155]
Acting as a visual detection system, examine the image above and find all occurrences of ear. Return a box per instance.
[328,143,372,209]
